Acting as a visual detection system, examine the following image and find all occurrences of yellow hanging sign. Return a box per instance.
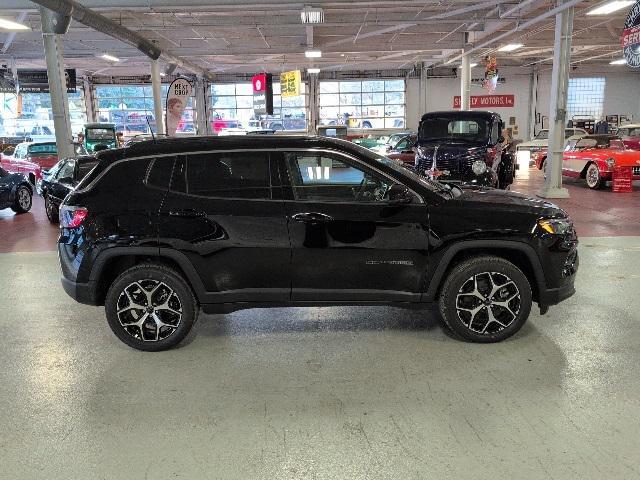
[280,70,301,97]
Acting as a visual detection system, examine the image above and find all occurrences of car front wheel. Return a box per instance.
[11,186,32,214]
[438,256,532,343]
[585,163,603,189]
[105,264,198,351]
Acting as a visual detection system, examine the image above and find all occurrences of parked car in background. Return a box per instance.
[57,135,578,350]
[371,131,416,154]
[84,123,117,152]
[516,128,588,157]
[415,111,515,189]
[40,155,98,223]
[8,141,87,171]
[0,166,33,214]
[0,149,42,186]
[558,134,640,189]
[386,134,417,165]
[351,134,387,150]
[616,124,640,150]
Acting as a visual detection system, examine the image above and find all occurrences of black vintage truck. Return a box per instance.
[415,110,516,189]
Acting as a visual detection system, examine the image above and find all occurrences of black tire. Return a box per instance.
[45,194,58,223]
[438,256,532,343]
[11,185,32,214]
[105,264,199,351]
[585,163,603,189]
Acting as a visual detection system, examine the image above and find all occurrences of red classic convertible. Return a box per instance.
[0,146,42,186]
[562,135,640,189]
[534,135,640,189]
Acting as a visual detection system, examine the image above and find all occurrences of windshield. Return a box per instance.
[86,128,115,141]
[419,116,490,144]
[28,143,57,155]
[535,130,549,140]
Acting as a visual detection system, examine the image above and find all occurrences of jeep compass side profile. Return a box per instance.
[58,136,578,351]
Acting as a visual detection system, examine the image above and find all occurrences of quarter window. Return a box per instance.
[56,160,75,180]
[285,152,397,203]
[172,152,271,199]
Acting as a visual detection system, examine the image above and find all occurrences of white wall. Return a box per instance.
[406,66,640,141]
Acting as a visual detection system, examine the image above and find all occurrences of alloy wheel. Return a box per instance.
[586,164,600,188]
[116,279,183,342]
[455,271,521,334]
[17,188,31,210]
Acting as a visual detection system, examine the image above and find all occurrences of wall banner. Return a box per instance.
[166,78,192,136]
[453,95,515,109]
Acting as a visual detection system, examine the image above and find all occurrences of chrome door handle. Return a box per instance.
[291,212,334,223]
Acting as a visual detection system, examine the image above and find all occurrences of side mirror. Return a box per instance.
[387,184,414,204]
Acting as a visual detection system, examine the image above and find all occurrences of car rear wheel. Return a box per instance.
[105,264,198,351]
[11,186,32,214]
[438,256,532,343]
[45,194,58,223]
[585,163,603,189]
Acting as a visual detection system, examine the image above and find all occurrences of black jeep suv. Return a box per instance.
[58,135,578,351]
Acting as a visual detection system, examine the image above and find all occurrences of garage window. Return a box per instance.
[96,85,195,137]
[319,79,405,129]
[567,78,605,121]
[210,82,307,133]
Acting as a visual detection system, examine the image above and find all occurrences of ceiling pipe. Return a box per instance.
[28,0,213,79]
[444,0,584,65]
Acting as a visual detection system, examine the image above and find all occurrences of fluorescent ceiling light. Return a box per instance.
[498,43,524,52]
[301,7,324,24]
[305,50,322,58]
[610,58,627,65]
[0,18,30,30]
[587,0,634,15]
[100,54,120,62]
[307,68,320,74]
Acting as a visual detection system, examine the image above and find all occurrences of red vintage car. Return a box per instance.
[0,146,42,186]
[5,141,87,171]
[559,135,640,189]
[616,124,640,150]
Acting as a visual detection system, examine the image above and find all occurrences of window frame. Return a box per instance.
[279,148,421,205]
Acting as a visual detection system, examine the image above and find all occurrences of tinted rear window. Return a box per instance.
[77,161,99,180]
[172,152,271,199]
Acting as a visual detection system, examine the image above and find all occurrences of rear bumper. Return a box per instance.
[61,277,98,305]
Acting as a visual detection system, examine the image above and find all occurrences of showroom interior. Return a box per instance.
[1,0,639,478]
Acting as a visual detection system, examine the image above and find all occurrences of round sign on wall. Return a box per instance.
[622,1,640,68]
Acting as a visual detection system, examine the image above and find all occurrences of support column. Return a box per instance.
[40,7,74,159]
[83,77,97,124]
[308,74,319,135]
[419,62,427,116]
[194,76,208,135]
[538,0,573,199]
[150,59,164,135]
[460,52,471,110]
[527,67,538,140]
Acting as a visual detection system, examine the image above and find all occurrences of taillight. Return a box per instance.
[485,147,497,166]
[60,205,88,228]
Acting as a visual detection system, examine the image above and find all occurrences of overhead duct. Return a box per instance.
[29,0,213,79]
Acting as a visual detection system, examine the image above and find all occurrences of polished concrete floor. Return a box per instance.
[1,236,639,479]
[1,168,640,478]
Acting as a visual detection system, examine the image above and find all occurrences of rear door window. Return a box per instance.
[172,151,271,199]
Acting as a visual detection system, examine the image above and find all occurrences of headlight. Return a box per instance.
[472,160,487,175]
[537,218,573,235]
[606,157,615,168]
